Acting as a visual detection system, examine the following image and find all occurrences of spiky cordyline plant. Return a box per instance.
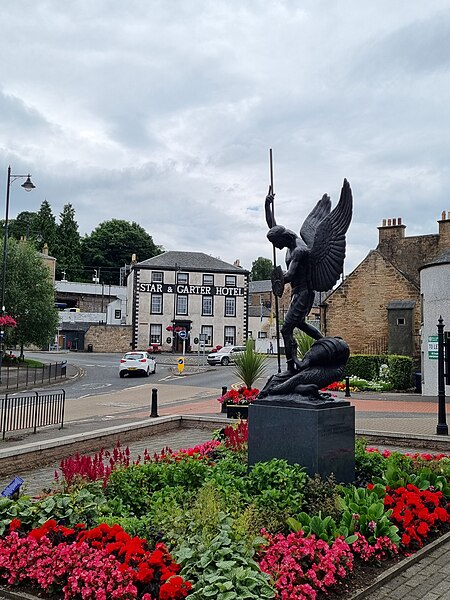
[232,339,268,389]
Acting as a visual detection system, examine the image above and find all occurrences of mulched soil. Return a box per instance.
[317,555,403,599]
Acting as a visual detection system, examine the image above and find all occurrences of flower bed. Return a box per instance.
[1,432,450,599]
[217,386,259,406]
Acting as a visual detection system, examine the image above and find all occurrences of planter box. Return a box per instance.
[226,405,249,419]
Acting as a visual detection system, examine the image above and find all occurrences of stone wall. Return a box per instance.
[378,233,440,287]
[84,324,133,353]
[324,250,420,355]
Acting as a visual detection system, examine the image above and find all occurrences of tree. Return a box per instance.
[251,257,273,281]
[55,204,83,281]
[34,200,58,254]
[81,219,163,285]
[7,211,38,242]
[3,238,59,354]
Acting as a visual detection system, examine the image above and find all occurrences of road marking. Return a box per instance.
[80,383,112,390]
[99,402,134,408]
[127,384,148,389]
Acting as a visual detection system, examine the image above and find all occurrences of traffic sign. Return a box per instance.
[178,330,187,339]
[428,336,438,360]
[177,357,185,373]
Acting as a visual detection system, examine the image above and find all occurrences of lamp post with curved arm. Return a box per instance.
[0,166,36,383]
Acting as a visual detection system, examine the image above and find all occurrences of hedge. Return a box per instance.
[345,354,413,390]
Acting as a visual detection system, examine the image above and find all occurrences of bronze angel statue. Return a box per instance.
[265,179,353,376]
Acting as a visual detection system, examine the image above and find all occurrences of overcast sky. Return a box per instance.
[1,1,449,278]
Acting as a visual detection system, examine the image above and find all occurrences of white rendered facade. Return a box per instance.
[420,255,450,396]
[126,251,249,352]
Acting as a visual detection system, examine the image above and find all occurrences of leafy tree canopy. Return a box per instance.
[3,238,59,351]
[251,256,273,281]
[7,211,37,243]
[81,219,163,284]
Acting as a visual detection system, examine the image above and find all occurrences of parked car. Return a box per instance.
[147,344,162,353]
[119,351,157,377]
[207,345,246,366]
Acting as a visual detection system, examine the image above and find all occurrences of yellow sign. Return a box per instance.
[177,357,185,374]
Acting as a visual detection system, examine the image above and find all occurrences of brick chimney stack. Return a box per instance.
[378,217,406,244]
[438,211,450,250]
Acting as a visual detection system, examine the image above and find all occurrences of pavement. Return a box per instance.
[2,358,450,598]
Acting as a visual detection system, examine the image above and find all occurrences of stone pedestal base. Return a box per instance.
[248,402,355,483]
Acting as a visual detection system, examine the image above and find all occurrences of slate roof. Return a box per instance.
[387,300,416,309]
[419,249,450,270]
[249,280,272,294]
[136,251,248,273]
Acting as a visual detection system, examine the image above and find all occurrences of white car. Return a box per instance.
[207,345,246,366]
[119,351,157,378]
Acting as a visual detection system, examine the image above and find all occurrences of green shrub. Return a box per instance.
[387,355,413,389]
[287,512,340,543]
[207,454,249,513]
[337,485,400,546]
[175,515,275,600]
[355,439,387,486]
[0,484,108,533]
[345,355,382,381]
[106,456,211,515]
[345,354,413,390]
[246,459,306,515]
[301,474,341,522]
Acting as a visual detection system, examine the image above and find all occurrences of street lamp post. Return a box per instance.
[0,166,36,382]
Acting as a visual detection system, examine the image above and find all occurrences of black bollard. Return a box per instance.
[436,317,448,435]
[150,388,159,418]
[345,376,351,398]
[221,386,227,413]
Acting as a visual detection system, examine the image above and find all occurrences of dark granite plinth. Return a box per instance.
[248,402,355,483]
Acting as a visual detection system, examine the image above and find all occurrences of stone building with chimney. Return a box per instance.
[322,212,450,358]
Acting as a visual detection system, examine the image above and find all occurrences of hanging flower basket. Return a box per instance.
[0,315,17,328]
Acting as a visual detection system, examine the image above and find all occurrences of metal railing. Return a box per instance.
[0,361,67,391]
[0,389,65,440]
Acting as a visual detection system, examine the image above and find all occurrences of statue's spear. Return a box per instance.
[269,148,282,373]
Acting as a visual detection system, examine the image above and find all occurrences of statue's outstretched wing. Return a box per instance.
[307,179,353,292]
[300,194,331,248]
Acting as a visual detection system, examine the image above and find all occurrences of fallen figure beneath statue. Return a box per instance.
[256,336,350,407]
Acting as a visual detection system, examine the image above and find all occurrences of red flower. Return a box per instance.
[417,522,429,536]
[0,315,17,328]
[401,533,411,546]
[9,519,21,531]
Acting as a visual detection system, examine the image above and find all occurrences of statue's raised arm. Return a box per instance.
[265,185,276,229]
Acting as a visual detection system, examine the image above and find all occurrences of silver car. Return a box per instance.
[207,345,246,366]
[119,351,157,377]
